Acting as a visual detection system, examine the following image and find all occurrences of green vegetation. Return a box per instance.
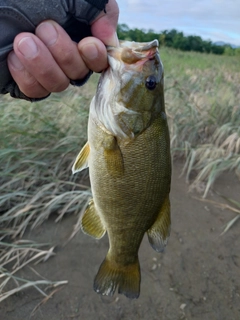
[0,48,239,301]
[117,24,240,56]
[160,47,240,197]
[0,79,98,301]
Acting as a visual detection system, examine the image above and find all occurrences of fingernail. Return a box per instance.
[109,32,119,47]
[104,32,119,47]
[36,22,58,46]
[18,37,38,58]
[82,43,98,60]
[8,52,24,70]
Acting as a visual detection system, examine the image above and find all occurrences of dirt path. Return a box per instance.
[1,163,239,320]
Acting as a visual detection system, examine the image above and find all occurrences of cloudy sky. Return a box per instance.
[117,0,240,46]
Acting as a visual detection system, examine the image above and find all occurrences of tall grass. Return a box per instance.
[0,77,98,301]
[161,48,240,197]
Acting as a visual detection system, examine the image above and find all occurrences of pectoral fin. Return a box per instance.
[72,142,90,174]
[103,135,124,178]
[81,199,106,239]
[147,195,171,252]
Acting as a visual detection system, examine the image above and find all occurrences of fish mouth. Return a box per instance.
[107,40,159,65]
[132,39,159,52]
[133,40,159,61]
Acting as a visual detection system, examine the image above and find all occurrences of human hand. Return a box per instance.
[7,0,119,99]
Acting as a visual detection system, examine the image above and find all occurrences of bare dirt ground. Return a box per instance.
[0,162,239,320]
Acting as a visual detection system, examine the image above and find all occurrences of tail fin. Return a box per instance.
[93,255,140,299]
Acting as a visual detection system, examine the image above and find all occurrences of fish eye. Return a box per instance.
[145,75,157,90]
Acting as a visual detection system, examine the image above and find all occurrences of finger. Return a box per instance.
[7,51,50,99]
[91,0,119,47]
[11,33,70,97]
[36,20,89,80]
[78,37,108,72]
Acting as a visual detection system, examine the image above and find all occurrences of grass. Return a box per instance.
[0,48,239,302]
[161,47,240,197]
[0,240,67,303]
[0,77,98,302]
[195,196,240,235]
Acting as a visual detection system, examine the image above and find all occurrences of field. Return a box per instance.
[0,47,240,319]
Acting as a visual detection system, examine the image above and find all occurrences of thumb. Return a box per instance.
[91,0,119,47]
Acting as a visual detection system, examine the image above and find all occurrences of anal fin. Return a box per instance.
[72,142,90,174]
[94,254,140,299]
[81,199,106,239]
[147,195,171,252]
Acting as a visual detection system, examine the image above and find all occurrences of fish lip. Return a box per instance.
[107,39,160,64]
[134,39,159,52]
[106,39,159,52]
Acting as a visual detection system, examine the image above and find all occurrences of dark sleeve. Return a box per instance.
[0,0,108,101]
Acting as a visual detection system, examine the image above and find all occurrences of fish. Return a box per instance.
[72,39,171,299]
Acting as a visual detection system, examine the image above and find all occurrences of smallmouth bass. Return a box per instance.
[72,39,171,299]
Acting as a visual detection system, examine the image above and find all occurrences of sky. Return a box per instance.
[117,0,240,46]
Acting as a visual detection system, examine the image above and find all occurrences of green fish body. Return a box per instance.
[73,40,171,299]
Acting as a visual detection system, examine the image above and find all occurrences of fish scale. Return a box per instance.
[72,39,171,299]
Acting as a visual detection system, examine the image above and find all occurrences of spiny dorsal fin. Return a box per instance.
[81,199,106,239]
[72,142,90,174]
[147,195,171,252]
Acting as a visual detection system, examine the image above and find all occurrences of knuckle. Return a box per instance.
[19,82,48,98]
[36,66,69,92]
[16,71,49,98]
[59,48,75,67]
[50,80,69,92]
[17,71,39,94]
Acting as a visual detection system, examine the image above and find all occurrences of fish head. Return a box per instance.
[107,39,163,110]
[92,40,165,139]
